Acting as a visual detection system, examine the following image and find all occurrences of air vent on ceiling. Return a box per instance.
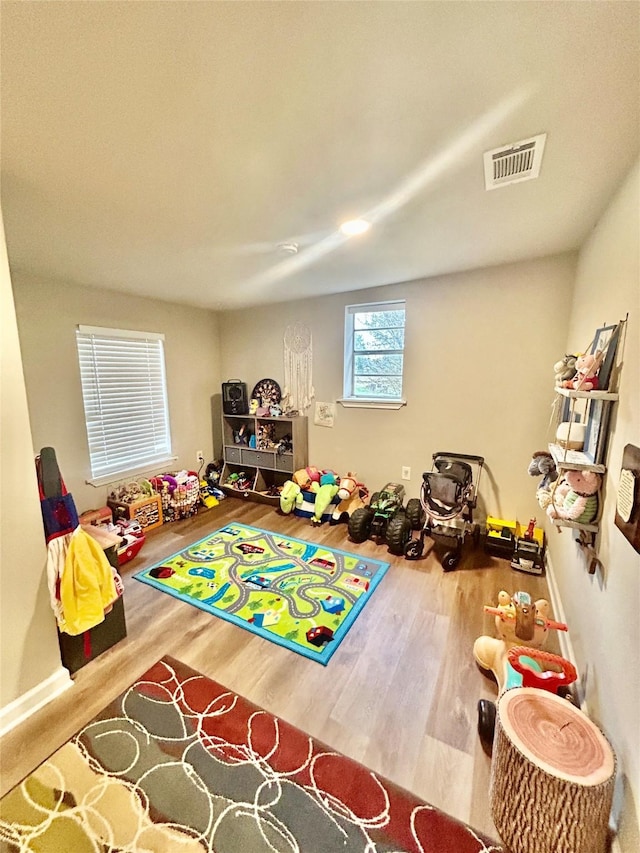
[483,133,546,190]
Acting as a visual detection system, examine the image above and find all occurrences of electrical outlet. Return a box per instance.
[196,450,205,464]
[402,466,411,480]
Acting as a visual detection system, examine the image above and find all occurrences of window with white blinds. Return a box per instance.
[76,325,173,481]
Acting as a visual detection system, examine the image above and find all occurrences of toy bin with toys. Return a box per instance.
[107,482,163,531]
[150,471,200,522]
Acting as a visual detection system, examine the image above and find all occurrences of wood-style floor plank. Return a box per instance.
[0,498,559,842]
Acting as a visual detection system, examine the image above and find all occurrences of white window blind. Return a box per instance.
[76,325,172,480]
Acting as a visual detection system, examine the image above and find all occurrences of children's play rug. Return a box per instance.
[0,657,503,852]
[134,523,390,664]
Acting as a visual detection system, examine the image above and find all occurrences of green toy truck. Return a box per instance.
[347,482,424,555]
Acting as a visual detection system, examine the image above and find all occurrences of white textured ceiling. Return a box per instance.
[1,1,639,310]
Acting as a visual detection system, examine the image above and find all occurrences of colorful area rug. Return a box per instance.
[0,657,504,852]
[134,523,390,664]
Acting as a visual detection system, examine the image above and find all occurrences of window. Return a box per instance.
[76,325,173,483]
[342,300,406,406]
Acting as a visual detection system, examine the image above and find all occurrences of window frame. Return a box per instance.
[76,325,175,486]
[340,299,407,410]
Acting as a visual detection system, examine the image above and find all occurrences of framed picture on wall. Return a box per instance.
[615,444,640,553]
[591,322,620,391]
[583,398,611,464]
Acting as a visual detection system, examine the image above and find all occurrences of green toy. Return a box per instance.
[311,473,339,526]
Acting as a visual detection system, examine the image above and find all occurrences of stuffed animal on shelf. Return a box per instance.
[528,451,559,510]
[547,469,601,524]
[563,351,603,392]
[528,451,558,490]
[554,354,577,387]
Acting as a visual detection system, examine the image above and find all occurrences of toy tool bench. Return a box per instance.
[485,516,545,574]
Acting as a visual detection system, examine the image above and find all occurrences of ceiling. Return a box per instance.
[1,2,639,311]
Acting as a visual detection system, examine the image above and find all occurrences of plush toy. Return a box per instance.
[292,468,313,490]
[279,480,303,514]
[547,469,601,524]
[311,473,339,526]
[330,472,370,524]
[554,354,577,387]
[563,351,603,391]
[528,451,558,490]
[528,451,559,510]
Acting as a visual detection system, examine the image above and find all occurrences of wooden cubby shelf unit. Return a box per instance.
[221,413,308,504]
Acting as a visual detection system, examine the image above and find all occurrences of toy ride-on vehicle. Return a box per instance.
[473,590,574,751]
[347,482,424,555]
[403,452,484,570]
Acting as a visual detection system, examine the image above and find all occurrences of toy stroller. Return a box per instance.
[404,452,484,570]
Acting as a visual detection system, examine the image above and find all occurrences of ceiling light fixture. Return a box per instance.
[276,242,299,256]
[339,219,370,236]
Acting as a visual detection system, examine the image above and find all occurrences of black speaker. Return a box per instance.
[222,380,248,415]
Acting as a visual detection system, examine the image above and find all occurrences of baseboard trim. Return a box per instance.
[0,667,73,738]
[544,551,589,715]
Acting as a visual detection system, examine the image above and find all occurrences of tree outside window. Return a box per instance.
[344,301,406,400]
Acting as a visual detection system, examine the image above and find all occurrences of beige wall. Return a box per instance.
[12,275,222,513]
[218,253,576,522]
[0,215,63,708]
[546,159,640,849]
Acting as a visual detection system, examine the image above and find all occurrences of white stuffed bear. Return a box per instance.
[547,469,601,524]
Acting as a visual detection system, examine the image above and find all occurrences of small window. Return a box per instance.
[76,325,173,482]
[343,300,406,403]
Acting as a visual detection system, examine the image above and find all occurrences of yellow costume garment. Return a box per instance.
[59,526,117,635]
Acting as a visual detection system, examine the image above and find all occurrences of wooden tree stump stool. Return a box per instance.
[490,687,616,853]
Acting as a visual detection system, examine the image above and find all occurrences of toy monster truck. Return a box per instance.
[347,482,424,555]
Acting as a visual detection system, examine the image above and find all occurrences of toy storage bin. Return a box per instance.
[57,543,127,674]
[107,493,163,531]
[58,596,127,674]
[220,463,257,496]
[253,469,289,504]
[294,488,340,521]
[157,472,200,522]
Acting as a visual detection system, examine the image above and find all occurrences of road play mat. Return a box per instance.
[134,523,389,664]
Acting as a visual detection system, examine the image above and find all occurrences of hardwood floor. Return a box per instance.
[0,498,558,840]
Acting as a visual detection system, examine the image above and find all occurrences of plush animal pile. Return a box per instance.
[561,351,603,392]
[279,467,370,525]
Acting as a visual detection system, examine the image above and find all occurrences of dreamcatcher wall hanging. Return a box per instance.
[282,322,315,413]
